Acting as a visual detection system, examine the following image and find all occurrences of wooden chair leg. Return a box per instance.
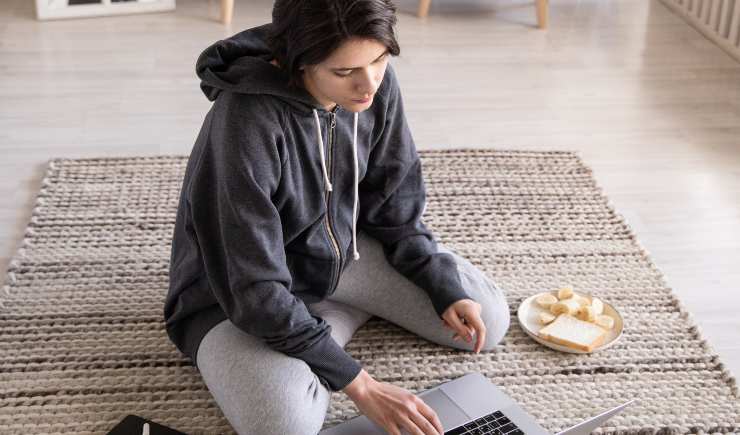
[536,0,548,29]
[417,0,431,18]
[220,0,233,24]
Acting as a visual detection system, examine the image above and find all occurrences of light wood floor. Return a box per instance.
[1,0,739,378]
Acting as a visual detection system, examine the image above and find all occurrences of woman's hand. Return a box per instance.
[441,299,487,353]
[343,369,444,435]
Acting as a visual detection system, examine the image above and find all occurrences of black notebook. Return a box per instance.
[106,415,188,435]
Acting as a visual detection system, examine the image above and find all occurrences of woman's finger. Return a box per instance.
[463,321,475,337]
[408,411,441,435]
[459,316,476,343]
[398,415,425,435]
[445,323,465,339]
[445,311,471,342]
[414,398,445,434]
[466,313,487,353]
[386,422,401,435]
[443,318,461,331]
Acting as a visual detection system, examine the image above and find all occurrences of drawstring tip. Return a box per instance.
[326,183,333,192]
[353,251,360,260]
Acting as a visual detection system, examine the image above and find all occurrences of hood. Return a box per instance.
[195,23,364,261]
[196,23,325,115]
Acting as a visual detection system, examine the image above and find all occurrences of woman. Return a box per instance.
[164,0,511,434]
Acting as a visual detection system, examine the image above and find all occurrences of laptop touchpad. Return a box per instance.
[418,389,471,431]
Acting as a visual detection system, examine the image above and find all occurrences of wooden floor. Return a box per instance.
[1,0,739,378]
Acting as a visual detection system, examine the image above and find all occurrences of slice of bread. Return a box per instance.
[538,314,608,352]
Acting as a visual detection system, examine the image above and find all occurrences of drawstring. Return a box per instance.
[312,110,333,192]
[312,108,361,261]
[351,112,360,260]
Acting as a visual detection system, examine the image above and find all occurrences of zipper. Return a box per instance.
[324,105,342,294]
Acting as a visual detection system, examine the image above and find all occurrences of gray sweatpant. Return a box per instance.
[195,231,511,435]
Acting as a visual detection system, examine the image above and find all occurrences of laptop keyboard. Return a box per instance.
[444,410,524,435]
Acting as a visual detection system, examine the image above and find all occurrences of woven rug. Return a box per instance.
[1,150,738,435]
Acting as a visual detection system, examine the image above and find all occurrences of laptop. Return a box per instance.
[319,372,635,435]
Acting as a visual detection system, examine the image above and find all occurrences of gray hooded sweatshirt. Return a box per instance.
[164,23,471,392]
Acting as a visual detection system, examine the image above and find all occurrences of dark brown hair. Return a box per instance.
[267,0,401,89]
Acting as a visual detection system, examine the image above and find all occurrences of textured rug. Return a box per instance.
[1,150,738,435]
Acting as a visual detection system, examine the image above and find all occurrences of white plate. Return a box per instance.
[516,290,625,354]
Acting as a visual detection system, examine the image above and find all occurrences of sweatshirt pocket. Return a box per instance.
[286,250,337,299]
